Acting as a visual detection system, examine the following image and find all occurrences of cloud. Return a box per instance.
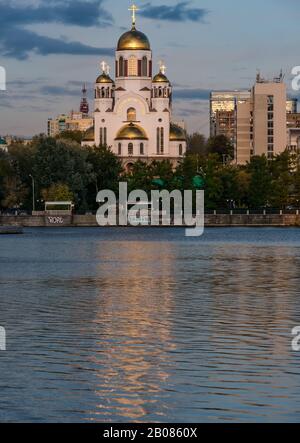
[0,0,114,59]
[0,25,114,60]
[173,88,211,100]
[0,0,113,28]
[141,1,208,22]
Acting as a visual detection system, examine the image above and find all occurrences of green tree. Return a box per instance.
[33,136,92,210]
[187,132,207,155]
[7,141,37,210]
[57,130,84,144]
[206,135,234,161]
[1,176,29,209]
[150,160,174,189]
[269,151,293,208]
[124,161,153,193]
[86,145,123,209]
[247,155,272,208]
[203,154,223,208]
[41,183,74,202]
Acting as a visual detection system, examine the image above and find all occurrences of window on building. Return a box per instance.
[104,127,107,145]
[128,143,133,155]
[140,143,144,155]
[100,128,103,145]
[127,108,136,122]
[160,128,164,154]
[157,128,160,154]
[119,57,124,76]
[142,56,148,76]
[128,56,138,76]
[179,144,183,156]
[118,143,122,155]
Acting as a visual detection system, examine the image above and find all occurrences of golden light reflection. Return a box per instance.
[88,240,177,421]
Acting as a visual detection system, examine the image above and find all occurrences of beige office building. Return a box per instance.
[47,111,94,137]
[211,74,287,164]
[251,78,287,159]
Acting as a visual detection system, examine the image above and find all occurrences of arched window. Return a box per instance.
[128,56,137,76]
[160,128,164,154]
[128,143,133,155]
[142,56,148,76]
[118,143,122,155]
[119,57,124,77]
[179,144,183,156]
[127,107,136,122]
[157,128,160,154]
[140,143,144,155]
[100,128,107,146]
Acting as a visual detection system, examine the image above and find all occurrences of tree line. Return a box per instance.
[0,131,300,212]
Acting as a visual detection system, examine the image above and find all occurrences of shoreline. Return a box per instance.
[1,214,300,228]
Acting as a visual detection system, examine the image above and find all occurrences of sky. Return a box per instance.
[0,0,299,137]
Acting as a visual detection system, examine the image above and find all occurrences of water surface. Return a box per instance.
[0,227,300,422]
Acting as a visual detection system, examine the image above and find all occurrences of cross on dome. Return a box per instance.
[159,60,167,75]
[100,60,107,73]
[129,3,139,28]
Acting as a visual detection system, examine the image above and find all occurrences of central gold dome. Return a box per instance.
[115,123,148,140]
[117,26,150,51]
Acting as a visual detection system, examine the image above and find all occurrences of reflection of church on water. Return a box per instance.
[85,238,178,421]
[82,3,187,170]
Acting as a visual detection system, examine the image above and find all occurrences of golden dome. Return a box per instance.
[83,126,95,142]
[153,72,169,83]
[169,123,186,141]
[115,123,148,140]
[96,73,114,84]
[117,26,150,51]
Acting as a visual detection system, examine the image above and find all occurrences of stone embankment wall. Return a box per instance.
[1,214,300,227]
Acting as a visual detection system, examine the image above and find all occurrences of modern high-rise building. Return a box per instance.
[47,112,94,137]
[286,98,298,114]
[286,98,300,152]
[210,91,251,140]
[210,74,287,164]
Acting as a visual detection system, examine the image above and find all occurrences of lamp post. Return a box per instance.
[29,174,35,213]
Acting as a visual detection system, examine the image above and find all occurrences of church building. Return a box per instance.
[82,4,187,169]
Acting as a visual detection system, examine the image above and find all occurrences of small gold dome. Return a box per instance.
[117,27,150,51]
[170,123,186,141]
[83,126,95,142]
[153,72,169,83]
[96,73,114,84]
[115,123,148,140]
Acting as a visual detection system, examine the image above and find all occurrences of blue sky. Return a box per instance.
[0,0,299,136]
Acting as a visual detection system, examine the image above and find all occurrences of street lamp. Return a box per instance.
[29,174,35,213]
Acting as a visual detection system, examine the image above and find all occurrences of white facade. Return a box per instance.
[82,13,186,168]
